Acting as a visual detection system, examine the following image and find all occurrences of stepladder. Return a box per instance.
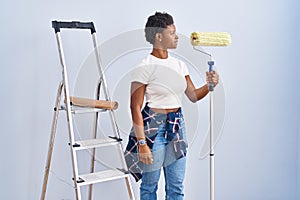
[41,21,135,200]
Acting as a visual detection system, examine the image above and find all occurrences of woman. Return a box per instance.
[125,12,219,200]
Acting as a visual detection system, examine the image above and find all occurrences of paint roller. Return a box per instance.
[190,32,231,89]
[190,32,231,46]
[190,31,231,200]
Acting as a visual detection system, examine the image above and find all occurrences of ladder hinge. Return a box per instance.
[73,177,85,183]
[109,136,122,142]
[68,143,81,147]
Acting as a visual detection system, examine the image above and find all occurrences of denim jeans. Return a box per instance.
[140,120,187,200]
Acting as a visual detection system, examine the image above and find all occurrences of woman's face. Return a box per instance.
[159,24,179,49]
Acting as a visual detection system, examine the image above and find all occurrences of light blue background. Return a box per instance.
[0,0,299,199]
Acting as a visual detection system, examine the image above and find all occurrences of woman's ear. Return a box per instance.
[155,33,162,42]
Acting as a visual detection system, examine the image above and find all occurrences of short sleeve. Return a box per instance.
[131,64,149,84]
[179,60,189,76]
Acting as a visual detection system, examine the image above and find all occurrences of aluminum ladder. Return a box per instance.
[40,21,135,200]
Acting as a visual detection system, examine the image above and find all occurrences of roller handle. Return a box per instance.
[52,21,96,34]
[208,61,215,92]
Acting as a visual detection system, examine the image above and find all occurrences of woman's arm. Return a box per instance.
[130,81,153,165]
[130,81,146,139]
[185,71,219,103]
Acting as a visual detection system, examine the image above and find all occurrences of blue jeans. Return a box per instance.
[140,121,187,200]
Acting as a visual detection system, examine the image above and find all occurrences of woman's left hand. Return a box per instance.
[206,70,219,88]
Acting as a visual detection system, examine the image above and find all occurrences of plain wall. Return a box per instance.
[0,0,299,199]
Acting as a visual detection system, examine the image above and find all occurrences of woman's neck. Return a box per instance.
[151,48,168,59]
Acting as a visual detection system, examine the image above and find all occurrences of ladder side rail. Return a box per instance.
[88,79,102,200]
[125,177,135,200]
[55,31,82,200]
[91,33,129,168]
[91,33,121,139]
[41,82,63,200]
[92,33,134,200]
[91,34,112,103]
[86,79,137,200]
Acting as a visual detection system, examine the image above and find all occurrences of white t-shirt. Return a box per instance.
[131,54,189,109]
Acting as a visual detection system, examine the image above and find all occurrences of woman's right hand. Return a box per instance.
[138,144,153,165]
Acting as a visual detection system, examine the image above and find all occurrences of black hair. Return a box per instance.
[145,12,174,45]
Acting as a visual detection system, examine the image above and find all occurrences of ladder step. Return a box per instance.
[58,105,107,114]
[73,138,121,150]
[77,169,129,187]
